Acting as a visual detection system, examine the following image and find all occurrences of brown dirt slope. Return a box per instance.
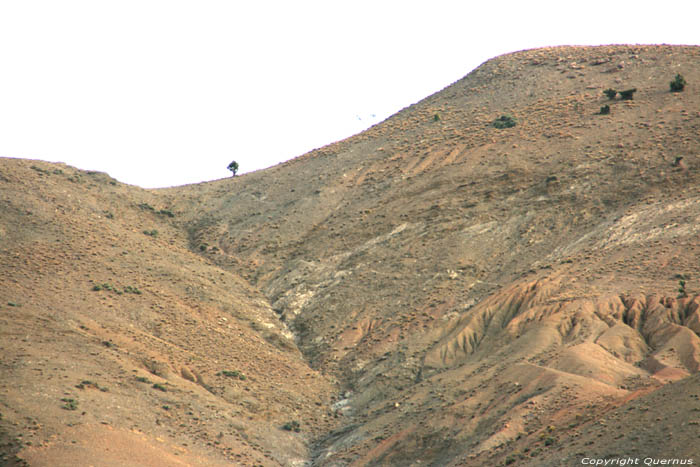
[0,161,336,466]
[2,44,700,466]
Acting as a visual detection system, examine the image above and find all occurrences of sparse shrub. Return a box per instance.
[433,114,441,122]
[218,370,246,380]
[670,74,686,92]
[493,115,517,129]
[157,209,175,218]
[61,398,78,410]
[7,302,19,307]
[282,420,301,432]
[123,285,142,295]
[604,88,617,100]
[152,383,167,392]
[143,229,158,237]
[30,165,51,175]
[76,380,96,390]
[544,437,556,446]
[199,244,208,251]
[505,455,517,465]
[619,88,636,100]
[138,203,155,211]
[135,376,151,383]
[678,279,688,298]
[599,105,610,115]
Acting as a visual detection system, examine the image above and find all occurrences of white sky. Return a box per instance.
[1,1,698,188]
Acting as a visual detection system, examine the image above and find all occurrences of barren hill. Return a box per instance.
[2,44,700,466]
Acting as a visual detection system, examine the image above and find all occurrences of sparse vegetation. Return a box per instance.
[152,383,167,392]
[218,370,246,380]
[135,376,152,384]
[143,229,159,237]
[92,282,141,294]
[61,398,78,410]
[619,88,636,100]
[138,202,155,211]
[433,114,441,122]
[92,282,114,292]
[123,285,142,295]
[670,74,686,92]
[76,380,108,391]
[7,302,19,307]
[604,88,617,100]
[678,279,688,298]
[282,420,301,432]
[493,115,517,129]
[598,104,610,115]
[157,209,175,218]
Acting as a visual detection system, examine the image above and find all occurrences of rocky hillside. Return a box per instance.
[2,44,700,466]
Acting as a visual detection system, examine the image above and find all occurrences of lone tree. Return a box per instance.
[227,160,239,176]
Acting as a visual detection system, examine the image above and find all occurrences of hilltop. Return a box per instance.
[2,44,700,466]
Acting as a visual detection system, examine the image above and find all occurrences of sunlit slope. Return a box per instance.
[0,159,335,466]
[167,45,700,465]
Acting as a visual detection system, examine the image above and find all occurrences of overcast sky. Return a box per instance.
[1,1,697,188]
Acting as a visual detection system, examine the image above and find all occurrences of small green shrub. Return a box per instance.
[433,114,441,122]
[604,88,617,100]
[7,302,19,307]
[599,105,610,115]
[61,398,78,410]
[157,209,175,218]
[31,165,51,175]
[619,88,636,100]
[678,279,688,298]
[493,115,517,129]
[135,376,152,383]
[138,203,155,211]
[282,420,301,432]
[92,282,115,292]
[152,383,167,392]
[670,74,686,92]
[123,285,142,295]
[218,370,246,380]
[143,229,158,237]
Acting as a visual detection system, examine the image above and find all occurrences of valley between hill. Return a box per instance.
[2,44,700,466]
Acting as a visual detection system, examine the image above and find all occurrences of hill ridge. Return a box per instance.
[2,44,700,465]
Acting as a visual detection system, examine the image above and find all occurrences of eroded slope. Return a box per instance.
[167,45,700,465]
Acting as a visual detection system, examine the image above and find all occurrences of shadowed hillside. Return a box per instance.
[2,44,700,466]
